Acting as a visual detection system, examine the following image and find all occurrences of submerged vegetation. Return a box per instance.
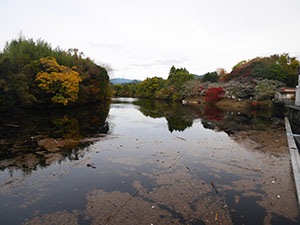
[0,37,110,111]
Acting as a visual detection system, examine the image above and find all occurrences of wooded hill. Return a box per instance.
[0,37,110,111]
[224,54,299,86]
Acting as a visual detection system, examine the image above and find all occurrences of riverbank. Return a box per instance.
[216,98,273,111]
[182,98,275,113]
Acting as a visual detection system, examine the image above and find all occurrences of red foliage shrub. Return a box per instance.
[204,87,225,103]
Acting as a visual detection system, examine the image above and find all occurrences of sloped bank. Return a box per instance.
[215,99,274,112]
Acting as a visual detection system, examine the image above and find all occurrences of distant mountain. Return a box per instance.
[110,78,142,85]
[191,74,204,80]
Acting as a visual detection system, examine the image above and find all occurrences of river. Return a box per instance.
[0,98,299,225]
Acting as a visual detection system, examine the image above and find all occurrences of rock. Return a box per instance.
[37,138,62,152]
[38,138,78,152]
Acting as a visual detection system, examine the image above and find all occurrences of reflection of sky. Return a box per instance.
[109,102,228,140]
[111,97,138,103]
[109,103,169,139]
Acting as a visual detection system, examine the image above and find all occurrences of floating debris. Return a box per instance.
[4,124,20,128]
[87,163,96,169]
[176,136,187,141]
[211,182,218,194]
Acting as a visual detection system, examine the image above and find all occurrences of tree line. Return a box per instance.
[113,66,195,101]
[113,53,299,102]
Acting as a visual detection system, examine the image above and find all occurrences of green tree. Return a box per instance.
[167,67,194,90]
[136,77,165,98]
[202,71,219,83]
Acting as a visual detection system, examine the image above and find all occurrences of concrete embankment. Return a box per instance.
[285,117,300,205]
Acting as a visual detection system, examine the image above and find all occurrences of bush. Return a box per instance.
[254,79,284,101]
[204,87,225,103]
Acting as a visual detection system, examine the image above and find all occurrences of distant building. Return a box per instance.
[275,88,296,103]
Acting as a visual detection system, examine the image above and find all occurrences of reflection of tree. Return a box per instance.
[166,114,193,132]
[201,121,216,130]
[0,101,110,173]
[203,105,224,121]
[134,99,166,119]
[52,116,80,139]
[50,103,110,139]
[201,104,281,134]
[136,99,281,135]
[135,99,195,132]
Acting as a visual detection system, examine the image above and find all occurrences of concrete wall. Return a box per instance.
[287,106,300,132]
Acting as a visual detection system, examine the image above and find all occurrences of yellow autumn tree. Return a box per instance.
[35,57,82,105]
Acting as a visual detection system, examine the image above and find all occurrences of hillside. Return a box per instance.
[223,54,299,87]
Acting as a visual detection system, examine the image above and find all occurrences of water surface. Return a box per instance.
[0,98,298,225]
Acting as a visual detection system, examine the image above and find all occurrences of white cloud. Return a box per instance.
[1,0,300,80]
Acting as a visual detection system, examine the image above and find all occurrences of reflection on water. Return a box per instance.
[135,100,194,132]
[134,99,283,134]
[0,102,110,173]
[0,98,298,225]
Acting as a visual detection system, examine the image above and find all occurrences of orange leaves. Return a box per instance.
[35,57,82,105]
[39,57,60,72]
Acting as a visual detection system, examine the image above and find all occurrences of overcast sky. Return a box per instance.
[1,0,300,79]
